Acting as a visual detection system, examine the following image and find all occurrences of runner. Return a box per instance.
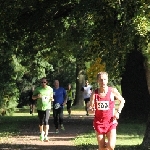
[66,83,75,118]
[29,86,36,115]
[81,80,92,116]
[53,80,67,133]
[88,72,125,150]
[32,77,53,141]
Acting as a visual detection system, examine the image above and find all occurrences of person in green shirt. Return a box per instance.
[32,77,53,141]
[66,83,75,118]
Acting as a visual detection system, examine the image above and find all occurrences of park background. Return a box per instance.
[0,0,150,149]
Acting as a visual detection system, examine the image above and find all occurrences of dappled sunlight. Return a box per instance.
[0,111,147,150]
[0,112,93,150]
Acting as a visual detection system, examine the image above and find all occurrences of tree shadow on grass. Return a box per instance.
[0,114,93,150]
[0,144,147,150]
[0,144,78,150]
[76,144,147,150]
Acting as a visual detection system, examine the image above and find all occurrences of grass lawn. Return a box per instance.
[74,119,146,150]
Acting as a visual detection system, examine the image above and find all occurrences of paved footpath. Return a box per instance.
[0,111,94,150]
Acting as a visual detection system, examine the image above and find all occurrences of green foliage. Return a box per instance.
[0,0,149,114]
[0,51,24,115]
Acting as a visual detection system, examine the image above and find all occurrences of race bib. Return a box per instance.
[97,101,109,110]
[42,95,50,103]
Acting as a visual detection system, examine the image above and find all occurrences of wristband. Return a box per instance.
[117,110,121,114]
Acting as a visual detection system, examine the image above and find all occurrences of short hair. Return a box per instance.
[54,79,59,83]
[41,77,48,82]
[97,72,108,79]
[41,77,47,80]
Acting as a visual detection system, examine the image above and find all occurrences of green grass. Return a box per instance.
[0,114,37,137]
[117,123,145,145]
[74,120,146,150]
[0,116,22,137]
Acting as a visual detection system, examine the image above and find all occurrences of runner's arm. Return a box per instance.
[87,91,95,113]
[112,88,125,114]
[63,89,67,105]
[32,89,41,100]
[50,89,54,101]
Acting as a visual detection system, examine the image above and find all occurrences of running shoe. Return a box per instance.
[40,131,45,141]
[44,136,49,142]
[105,142,108,148]
[55,129,59,133]
[30,109,32,114]
[60,124,65,131]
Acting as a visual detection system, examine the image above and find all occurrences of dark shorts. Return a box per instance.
[67,100,72,109]
[29,100,36,105]
[84,98,90,104]
[37,109,51,125]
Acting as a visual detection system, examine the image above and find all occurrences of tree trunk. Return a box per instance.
[145,62,150,94]
[121,50,150,119]
[73,63,85,106]
[141,61,150,148]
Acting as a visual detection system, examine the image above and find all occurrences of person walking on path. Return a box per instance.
[29,86,36,115]
[81,80,92,116]
[66,83,75,118]
[88,72,125,150]
[32,77,53,141]
[53,80,67,133]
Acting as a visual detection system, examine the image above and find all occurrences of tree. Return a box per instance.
[0,0,149,128]
[87,57,106,84]
[57,1,150,148]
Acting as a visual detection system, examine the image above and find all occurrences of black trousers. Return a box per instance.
[67,100,72,110]
[53,107,63,129]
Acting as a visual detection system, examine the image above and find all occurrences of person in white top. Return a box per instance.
[81,80,92,116]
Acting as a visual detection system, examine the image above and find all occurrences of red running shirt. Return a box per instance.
[94,87,115,126]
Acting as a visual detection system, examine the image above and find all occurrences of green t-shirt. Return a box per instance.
[33,85,53,111]
[67,89,74,101]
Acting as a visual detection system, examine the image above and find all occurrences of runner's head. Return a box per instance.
[97,72,108,88]
[67,83,72,90]
[41,77,48,88]
[85,80,89,87]
[54,80,59,89]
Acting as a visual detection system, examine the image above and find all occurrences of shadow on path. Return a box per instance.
[0,114,94,150]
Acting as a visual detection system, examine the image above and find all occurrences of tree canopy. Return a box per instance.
[0,0,149,114]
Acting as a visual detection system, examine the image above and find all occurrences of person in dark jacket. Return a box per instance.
[29,86,36,115]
